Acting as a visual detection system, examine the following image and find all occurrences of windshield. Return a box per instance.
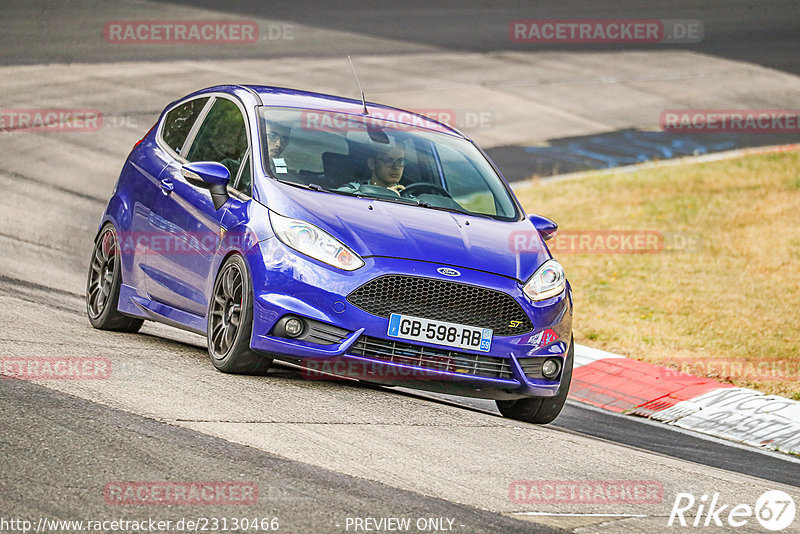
[257,107,519,220]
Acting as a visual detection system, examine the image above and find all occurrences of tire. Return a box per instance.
[86,223,144,333]
[496,336,574,424]
[207,254,272,375]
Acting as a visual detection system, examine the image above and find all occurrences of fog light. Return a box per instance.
[285,317,304,337]
[542,358,561,379]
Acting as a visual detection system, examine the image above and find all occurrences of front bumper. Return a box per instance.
[247,237,573,401]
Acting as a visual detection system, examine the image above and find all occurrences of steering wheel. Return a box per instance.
[400,183,452,199]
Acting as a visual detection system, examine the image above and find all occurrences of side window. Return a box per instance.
[186,98,248,179]
[234,154,252,196]
[161,97,209,155]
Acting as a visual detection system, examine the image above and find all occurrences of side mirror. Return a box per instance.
[529,214,558,241]
[181,162,230,210]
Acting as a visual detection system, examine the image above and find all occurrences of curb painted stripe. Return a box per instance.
[569,356,730,414]
[573,343,626,368]
[568,345,800,455]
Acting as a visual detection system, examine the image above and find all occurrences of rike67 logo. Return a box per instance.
[668,490,796,531]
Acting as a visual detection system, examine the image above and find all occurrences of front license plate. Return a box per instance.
[387,313,493,352]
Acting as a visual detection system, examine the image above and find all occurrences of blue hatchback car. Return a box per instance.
[87,85,573,423]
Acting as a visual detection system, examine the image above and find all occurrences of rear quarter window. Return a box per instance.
[161,97,209,156]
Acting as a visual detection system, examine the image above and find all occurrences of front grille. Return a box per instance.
[351,336,513,379]
[347,275,532,336]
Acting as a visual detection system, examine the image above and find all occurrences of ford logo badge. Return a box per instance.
[437,267,461,277]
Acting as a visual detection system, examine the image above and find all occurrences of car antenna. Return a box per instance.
[348,55,369,115]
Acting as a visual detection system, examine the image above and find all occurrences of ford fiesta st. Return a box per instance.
[87,85,573,423]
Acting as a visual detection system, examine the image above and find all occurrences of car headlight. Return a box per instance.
[270,211,364,271]
[522,259,566,301]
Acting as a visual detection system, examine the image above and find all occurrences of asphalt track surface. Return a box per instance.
[5,0,800,182]
[4,0,800,75]
[408,392,800,488]
[1,2,800,533]
[1,377,558,534]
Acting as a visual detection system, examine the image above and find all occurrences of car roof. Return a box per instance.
[241,84,462,137]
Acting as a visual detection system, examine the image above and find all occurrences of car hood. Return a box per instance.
[267,185,551,281]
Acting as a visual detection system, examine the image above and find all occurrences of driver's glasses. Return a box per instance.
[269,133,290,145]
[377,157,406,167]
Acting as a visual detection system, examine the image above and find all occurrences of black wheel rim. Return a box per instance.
[209,263,243,359]
[87,227,117,319]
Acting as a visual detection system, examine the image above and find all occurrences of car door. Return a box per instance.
[146,95,251,316]
[127,95,209,299]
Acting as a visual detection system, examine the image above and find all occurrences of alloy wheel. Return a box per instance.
[87,227,118,319]
[209,262,244,358]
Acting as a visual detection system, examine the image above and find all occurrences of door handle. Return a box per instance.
[160,177,174,195]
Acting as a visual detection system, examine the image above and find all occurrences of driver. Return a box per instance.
[264,120,295,177]
[265,121,291,158]
[366,145,406,194]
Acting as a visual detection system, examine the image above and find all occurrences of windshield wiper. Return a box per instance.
[277,180,332,193]
[411,201,494,219]
[376,196,422,206]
